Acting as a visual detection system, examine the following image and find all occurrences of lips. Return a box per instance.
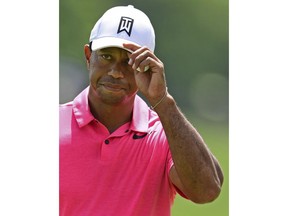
[100,82,125,92]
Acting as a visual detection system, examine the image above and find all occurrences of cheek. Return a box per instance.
[89,67,97,79]
[127,73,138,90]
[88,68,101,87]
[88,60,103,81]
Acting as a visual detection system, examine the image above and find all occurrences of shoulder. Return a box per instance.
[60,101,73,111]
[147,108,163,130]
[59,101,73,121]
[60,101,73,107]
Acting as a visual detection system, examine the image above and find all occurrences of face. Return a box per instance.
[85,46,138,105]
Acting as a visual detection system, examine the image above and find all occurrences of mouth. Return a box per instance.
[100,82,125,92]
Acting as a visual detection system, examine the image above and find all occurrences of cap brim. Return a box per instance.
[90,37,140,53]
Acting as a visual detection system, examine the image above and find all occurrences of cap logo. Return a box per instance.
[117,16,134,36]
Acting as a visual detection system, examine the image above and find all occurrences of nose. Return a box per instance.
[107,63,124,79]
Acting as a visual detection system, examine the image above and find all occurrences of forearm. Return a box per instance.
[154,93,223,202]
[124,42,223,201]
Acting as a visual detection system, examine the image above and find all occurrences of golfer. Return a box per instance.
[60,5,224,216]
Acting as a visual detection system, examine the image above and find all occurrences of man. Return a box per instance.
[60,5,224,216]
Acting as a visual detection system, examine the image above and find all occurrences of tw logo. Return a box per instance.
[117,17,134,36]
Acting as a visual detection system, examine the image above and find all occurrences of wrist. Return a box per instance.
[151,92,176,113]
[150,87,168,110]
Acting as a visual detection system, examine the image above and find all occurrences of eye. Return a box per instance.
[101,54,112,60]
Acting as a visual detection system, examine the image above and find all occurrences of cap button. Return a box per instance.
[128,5,134,8]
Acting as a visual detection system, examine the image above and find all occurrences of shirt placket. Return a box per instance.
[99,123,131,162]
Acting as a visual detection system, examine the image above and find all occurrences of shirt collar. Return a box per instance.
[73,86,94,128]
[130,95,149,133]
[73,86,149,133]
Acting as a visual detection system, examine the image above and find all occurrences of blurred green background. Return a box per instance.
[60,0,228,215]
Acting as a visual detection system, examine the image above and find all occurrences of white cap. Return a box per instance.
[89,5,155,53]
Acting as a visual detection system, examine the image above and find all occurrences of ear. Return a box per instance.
[84,44,91,70]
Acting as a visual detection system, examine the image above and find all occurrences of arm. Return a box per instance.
[155,95,224,203]
[123,43,224,204]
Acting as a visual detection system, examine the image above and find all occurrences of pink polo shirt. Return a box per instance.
[60,87,178,216]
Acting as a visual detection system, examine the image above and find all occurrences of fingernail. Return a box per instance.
[128,58,133,65]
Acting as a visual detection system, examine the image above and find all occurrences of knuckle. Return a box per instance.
[141,46,150,51]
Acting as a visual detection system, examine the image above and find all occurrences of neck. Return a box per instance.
[88,96,135,134]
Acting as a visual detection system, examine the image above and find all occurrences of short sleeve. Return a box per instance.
[166,149,189,199]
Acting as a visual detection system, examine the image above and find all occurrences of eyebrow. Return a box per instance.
[99,47,118,52]
[97,48,130,61]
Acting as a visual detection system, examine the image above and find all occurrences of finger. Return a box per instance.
[125,44,152,62]
[131,49,150,69]
[126,46,146,67]
[137,65,150,73]
[132,50,159,71]
[123,43,141,52]
[128,46,150,63]
[137,57,155,72]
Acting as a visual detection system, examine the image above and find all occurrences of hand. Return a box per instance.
[123,43,167,105]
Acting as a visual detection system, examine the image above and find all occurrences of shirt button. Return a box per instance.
[104,139,110,145]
